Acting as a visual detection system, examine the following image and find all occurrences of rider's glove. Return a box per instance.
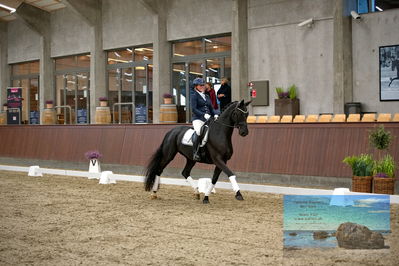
[214,115,219,120]
[204,114,211,120]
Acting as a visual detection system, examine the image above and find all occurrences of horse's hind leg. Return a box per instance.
[151,147,178,198]
[182,159,199,199]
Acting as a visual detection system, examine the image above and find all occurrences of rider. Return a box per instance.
[191,77,218,161]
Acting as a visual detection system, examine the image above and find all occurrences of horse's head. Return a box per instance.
[232,100,251,136]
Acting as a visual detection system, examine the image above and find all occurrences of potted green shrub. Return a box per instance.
[274,84,299,116]
[368,125,396,194]
[373,155,396,194]
[343,154,374,193]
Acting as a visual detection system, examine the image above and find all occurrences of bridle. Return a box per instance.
[214,106,248,129]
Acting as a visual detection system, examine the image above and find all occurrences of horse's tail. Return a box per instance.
[144,142,164,191]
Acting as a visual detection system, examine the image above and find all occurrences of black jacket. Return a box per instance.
[217,83,231,110]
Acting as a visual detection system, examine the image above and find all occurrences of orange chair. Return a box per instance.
[247,116,256,123]
[331,114,346,122]
[293,115,305,123]
[267,116,280,123]
[305,115,319,123]
[318,114,332,123]
[347,114,361,122]
[281,115,293,123]
[256,116,268,123]
[361,113,376,122]
[376,113,391,122]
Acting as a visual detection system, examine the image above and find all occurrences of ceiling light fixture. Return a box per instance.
[0,3,16,13]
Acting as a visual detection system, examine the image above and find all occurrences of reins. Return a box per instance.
[212,106,248,129]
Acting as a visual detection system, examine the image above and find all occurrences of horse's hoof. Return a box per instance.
[203,196,209,204]
[194,193,200,200]
[235,191,244,201]
[150,194,158,200]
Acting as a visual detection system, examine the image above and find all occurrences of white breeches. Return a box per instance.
[193,119,205,135]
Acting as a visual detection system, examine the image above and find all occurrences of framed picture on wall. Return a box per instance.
[379,45,399,101]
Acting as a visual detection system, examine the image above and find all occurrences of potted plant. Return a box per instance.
[99,97,108,107]
[45,100,54,109]
[2,103,7,112]
[85,150,102,176]
[373,155,396,194]
[275,84,299,116]
[163,93,173,104]
[343,154,374,193]
[368,125,396,194]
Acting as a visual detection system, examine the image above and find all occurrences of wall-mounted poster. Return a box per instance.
[379,45,399,101]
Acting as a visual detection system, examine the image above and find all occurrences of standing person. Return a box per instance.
[217,77,231,112]
[205,82,219,112]
[191,77,218,161]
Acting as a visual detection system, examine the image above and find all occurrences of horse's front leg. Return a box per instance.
[208,157,244,202]
[203,166,222,204]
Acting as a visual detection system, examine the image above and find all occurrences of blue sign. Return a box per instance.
[135,105,147,123]
[77,109,87,124]
[29,111,40,124]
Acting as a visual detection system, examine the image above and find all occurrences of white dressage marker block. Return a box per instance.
[198,178,216,194]
[89,159,101,174]
[28,166,42,177]
[330,188,354,206]
[99,171,116,185]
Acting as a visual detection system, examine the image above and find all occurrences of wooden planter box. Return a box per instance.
[373,177,395,195]
[352,176,373,193]
[275,98,300,116]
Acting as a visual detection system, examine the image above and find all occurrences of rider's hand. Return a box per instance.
[204,114,211,120]
[214,115,219,120]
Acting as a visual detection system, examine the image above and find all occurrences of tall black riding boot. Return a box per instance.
[192,133,201,161]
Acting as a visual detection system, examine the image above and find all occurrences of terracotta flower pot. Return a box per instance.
[164,98,173,104]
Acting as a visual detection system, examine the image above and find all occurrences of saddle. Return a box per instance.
[181,124,209,147]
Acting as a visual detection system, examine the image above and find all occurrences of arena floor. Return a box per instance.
[0,171,398,265]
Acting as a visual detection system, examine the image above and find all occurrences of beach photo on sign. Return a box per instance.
[283,195,390,249]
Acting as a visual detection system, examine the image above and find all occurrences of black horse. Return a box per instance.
[144,100,251,203]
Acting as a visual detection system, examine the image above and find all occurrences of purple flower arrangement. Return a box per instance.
[45,100,54,104]
[374,173,388,178]
[163,93,173,99]
[85,150,102,160]
[99,97,108,101]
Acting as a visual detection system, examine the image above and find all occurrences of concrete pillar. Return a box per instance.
[140,0,171,124]
[231,0,249,102]
[333,0,353,113]
[15,3,54,123]
[62,0,106,123]
[0,22,9,106]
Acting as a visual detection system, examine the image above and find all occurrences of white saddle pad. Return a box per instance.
[182,128,208,147]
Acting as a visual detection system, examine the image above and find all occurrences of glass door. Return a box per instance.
[120,68,133,123]
[56,73,90,124]
[29,78,39,124]
[134,66,147,123]
[76,73,89,124]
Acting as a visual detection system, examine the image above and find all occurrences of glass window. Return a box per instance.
[173,40,203,56]
[205,36,231,53]
[55,54,90,71]
[107,49,133,65]
[134,47,153,61]
[12,61,39,75]
[206,58,222,84]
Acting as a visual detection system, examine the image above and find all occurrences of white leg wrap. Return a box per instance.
[186,176,198,192]
[152,175,160,192]
[229,175,240,192]
[205,184,215,196]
